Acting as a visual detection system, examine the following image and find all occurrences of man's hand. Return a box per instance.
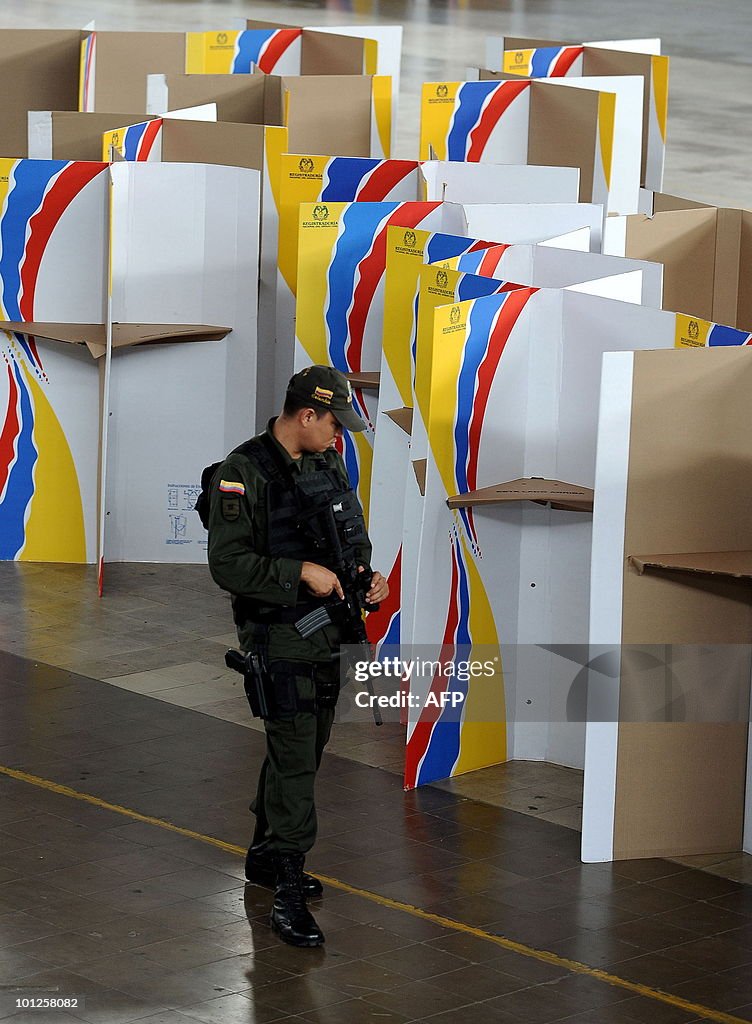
[365,570,389,605]
[301,561,344,600]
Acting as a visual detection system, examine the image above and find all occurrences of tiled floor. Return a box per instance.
[3,647,752,1024]
[2,560,750,888]
[2,0,752,1016]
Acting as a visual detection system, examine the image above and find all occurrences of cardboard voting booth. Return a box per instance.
[405,289,751,788]
[369,225,661,655]
[29,111,160,162]
[143,74,393,425]
[420,78,634,214]
[79,30,186,113]
[0,30,83,158]
[102,162,259,566]
[275,156,421,410]
[483,36,668,191]
[470,71,643,216]
[276,157,589,416]
[0,159,108,563]
[605,201,752,331]
[186,21,399,155]
[0,160,259,571]
[584,346,752,862]
[295,201,467,517]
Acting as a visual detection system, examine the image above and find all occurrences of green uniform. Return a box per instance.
[207,420,371,854]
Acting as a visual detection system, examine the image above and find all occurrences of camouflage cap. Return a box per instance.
[286,365,366,432]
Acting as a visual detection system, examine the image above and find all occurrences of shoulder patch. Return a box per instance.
[221,497,241,521]
[219,479,245,496]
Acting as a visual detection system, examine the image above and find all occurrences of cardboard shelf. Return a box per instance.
[630,551,752,582]
[345,371,380,391]
[384,406,413,435]
[412,458,427,496]
[447,477,594,512]
[1,321,231,358]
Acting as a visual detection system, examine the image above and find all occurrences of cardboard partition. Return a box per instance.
[147,72,280,124]
[584,346,752,861]
[604,205,752,330]
[104,162,259,565]
[80,31,185,113]
[0,159,109,564]
[420,161,580,205]
[145,73,390,426]
[370,228,519,652]
[420,79,629,214]
[482,37,668,189]
[186,27,364,76]
[461,203,604,251]
[473,71,642,214]
[28,111,158,161]
[275,155,422,414]
[368,228,659,654]
[295,201,466,519]
[407,290,752,788]
[102,117,266,169]
[0,30,83,158]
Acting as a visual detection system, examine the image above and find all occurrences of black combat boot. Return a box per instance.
[245,842,323,898]
[270,852,325,947]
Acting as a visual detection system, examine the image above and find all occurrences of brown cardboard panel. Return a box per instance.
[447,477,593,511]
[283,76,372,156]
[529,83,600,203]
[43,111,157,161]
[625,208,717,320]
[581,48,653,183]
[92,33,185,113]
[412,459,427,496]
[161,120,265,170]
[613,723,747,859]
[345,371,380,390]
[739,212,752,331]
[504,37,570,50]
[614,347,752,859]
[245,20,297,30]
[300,31,365,76]
[630,551,752,580]
[152,74,271,124]
[0,30,82,159]
[384,407,413,435]
[651,192,713,213]
[261,76,284,128]
[712,208,742,328]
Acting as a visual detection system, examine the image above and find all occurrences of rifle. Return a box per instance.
[293,493,383,725]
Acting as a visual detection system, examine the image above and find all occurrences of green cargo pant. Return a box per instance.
[250,663,337,854]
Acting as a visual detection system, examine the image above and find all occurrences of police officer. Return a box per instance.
[207,366,388,948]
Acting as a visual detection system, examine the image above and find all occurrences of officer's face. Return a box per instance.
[303,410,343,452]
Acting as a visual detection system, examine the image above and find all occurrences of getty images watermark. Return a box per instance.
[335,644,752,725]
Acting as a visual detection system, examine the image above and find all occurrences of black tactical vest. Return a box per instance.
[234,435,366,568]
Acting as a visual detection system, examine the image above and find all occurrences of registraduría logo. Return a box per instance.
[312,204,329,221]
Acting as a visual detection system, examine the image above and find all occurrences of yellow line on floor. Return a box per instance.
[0,763,744,1024]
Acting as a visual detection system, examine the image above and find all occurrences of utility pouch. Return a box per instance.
[315,672,340,709]
[269,661,317,718]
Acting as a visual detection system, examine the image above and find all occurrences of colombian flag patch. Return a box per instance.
[219,480,245,495]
